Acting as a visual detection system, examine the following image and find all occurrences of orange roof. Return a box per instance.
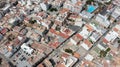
[102,38,109,43]
[56,63,65,67]
[64,29,71,34]
[113,28,119,32]
[50,28,58,35]
[0,28,8,35]
[75,1,82,6]
[73,52,80,58]
[76,34,83,40]
[49,42,59,49]
[50,28,69,38]
[84,39,92,47]
[81,61,95,67]
[37,64,44,67]
[61,53,69,58]
[103,60,109,67]
[85,24,93,31]
[59,32,69,38]
[60,8,69,14]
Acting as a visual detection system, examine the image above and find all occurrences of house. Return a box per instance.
[111,6,120,20]
[0,34,3,41]
[89,31,101,42]
[113,0,120,7]
[80,60,96,67]
[79,24,94,39]
[63,0,84,13]
[112,23,120,37]
[40,2,50,11]
[0,28,9,35]
[80,10,94,19]
[58,53,78,67]
[21,43,33,54]
[103,31,118,44]
[84,54,94,61]
[81,39,93,50]
[95,14,110,28]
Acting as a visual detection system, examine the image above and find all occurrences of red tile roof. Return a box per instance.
[49,42,60,49]
[59,32,69,38]
[59,8,69,14]
[76,34,83,40]
[113,28,119,32]
[73,52,80,58]
[0,28,8,35]
[102,38,109,43]
[50,28,69,38]
[37,64,44,67]
[84,39,92,47]
[85,24,93,31]
[75,1,82,6]
[61,53,69,58]
[56,63,65,67]
[64,29,71,34]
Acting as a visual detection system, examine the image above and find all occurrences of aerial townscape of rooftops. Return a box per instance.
[0,0,120,67]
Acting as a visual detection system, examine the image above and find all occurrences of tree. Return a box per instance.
[118,40,120,43]
[29,18,37,24]
[0,58,2,65]
[106,48,111,52]
[99,48,111,58]
[65,49,73,54]
[100,50,107,58]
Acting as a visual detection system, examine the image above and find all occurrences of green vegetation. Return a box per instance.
[48,8,58,12]
[99,48,111,58]
[0,58,2,65]
[106,48,111,52]
[105,0,112,5]
[29,18,37,24]
[89,39,93,44]
[67,18,75,22]
[100,50,107,57]
[55,25,61,31]
[65,48,73,54]
[86,0,95,4]
[118,40,120,43]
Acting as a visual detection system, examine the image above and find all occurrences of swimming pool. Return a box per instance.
[87,5,96,13]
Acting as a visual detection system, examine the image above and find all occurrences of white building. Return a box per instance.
[40,3,48,11]
[111,6,120,19]
[95,14,110,28]
[85,54,94,61]
[104,31,118,43]
[21,43,33,54]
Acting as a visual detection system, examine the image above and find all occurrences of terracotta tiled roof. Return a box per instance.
[50,28,69,38]
[85,24,94,31]
[76,34,83,40]
[59,8,69,14]
[0,28,8,35]
[61,53,69,58]
[84,39,92,47]
[113,28,119,32]
[49,42,59,49]
[75,1,82,6]
[73,52,80,58]
[56,63,65,67]
[37,64,44,67]
[102,38,109,43]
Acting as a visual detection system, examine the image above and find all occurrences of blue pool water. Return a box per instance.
[87,5,96,13]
